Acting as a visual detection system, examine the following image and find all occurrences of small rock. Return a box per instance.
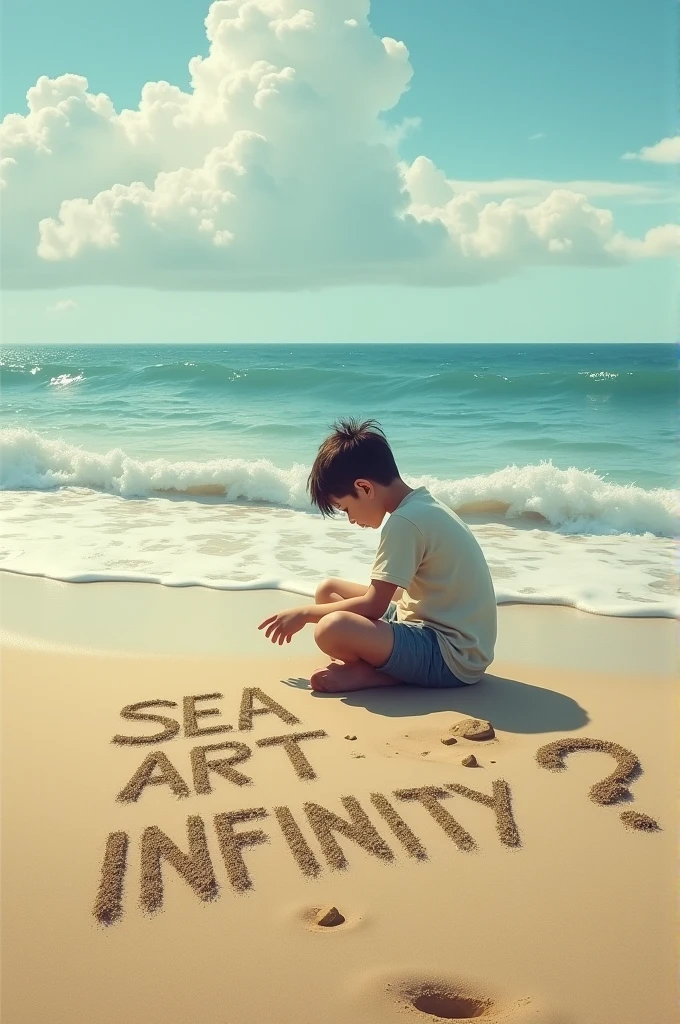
[344,735,357,741]
[316,905,345,927]
[451,718,495,741]
[461,754,478,768]
[421,750,430,756]
[440,736,458,746]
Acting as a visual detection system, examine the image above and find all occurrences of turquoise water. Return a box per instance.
[1,343,677,616]
[2,343,676,487]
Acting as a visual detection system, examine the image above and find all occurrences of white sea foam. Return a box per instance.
[1,487,677,617]
[1,427,678,536]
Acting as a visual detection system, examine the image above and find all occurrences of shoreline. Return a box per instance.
[1,570,676,675]
[1,561,677,620]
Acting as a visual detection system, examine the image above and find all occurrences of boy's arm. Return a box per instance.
[258,581,397,645]
[259,514,419,645]
[303,580,397,624]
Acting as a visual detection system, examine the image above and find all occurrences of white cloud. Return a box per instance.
[441,177,673,206]
[622,135,680,164]
[528,132,546,141]
[607,223,680,259]
[1,0,677,290]
[47,298,78,313]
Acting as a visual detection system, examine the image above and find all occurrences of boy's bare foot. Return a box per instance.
[310,661,398,693]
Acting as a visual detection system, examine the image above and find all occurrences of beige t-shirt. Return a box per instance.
[371,487,497,683]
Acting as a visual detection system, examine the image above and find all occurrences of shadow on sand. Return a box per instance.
[281,671,588,735]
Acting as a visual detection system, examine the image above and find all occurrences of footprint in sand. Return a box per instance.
[386,976,552,1022]
[409,985,494,1019]
[353,971,557,1023]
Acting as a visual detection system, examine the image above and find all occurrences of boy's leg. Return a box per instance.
[313,580,369,666]
[315,612,393,664]
[311,660,396,692]
[311,611,399,692]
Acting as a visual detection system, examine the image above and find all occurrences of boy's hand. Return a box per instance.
[258,607,309,645]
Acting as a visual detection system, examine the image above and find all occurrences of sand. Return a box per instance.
[0,571,676,1023]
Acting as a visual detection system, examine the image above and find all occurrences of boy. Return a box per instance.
[258,419,497,693]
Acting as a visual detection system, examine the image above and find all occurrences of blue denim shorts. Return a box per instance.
[377,603,468,688]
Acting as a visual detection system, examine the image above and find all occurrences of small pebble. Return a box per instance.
[344,735,357,741]
[316,905,345,927]
[440,736,458,746]
[462,754,478,768]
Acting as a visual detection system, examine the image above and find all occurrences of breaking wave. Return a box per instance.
[2,427,677,536]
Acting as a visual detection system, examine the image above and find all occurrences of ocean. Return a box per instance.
[1,342,677,616]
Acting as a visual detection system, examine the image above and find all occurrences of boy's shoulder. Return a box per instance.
[392,487,454,519]
[388,487,466,535]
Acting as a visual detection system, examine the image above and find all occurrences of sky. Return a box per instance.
[1,0,677,344]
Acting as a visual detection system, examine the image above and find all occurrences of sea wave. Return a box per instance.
[1,359,676,399]
[2,427,677,536]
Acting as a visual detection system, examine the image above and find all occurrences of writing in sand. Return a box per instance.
[94,687,659,926]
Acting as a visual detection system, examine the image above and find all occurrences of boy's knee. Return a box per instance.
[314,610,351,651]
[315,577,339,604]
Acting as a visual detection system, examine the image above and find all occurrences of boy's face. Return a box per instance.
[331,480,385,529]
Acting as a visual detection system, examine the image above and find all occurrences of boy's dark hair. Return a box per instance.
[308,418,400,516]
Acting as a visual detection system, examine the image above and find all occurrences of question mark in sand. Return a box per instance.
[535,737,660,832]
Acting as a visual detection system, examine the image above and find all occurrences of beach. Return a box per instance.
[1,342,677,1022]
[2,571,675,1024]
[2,0,678,1014]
